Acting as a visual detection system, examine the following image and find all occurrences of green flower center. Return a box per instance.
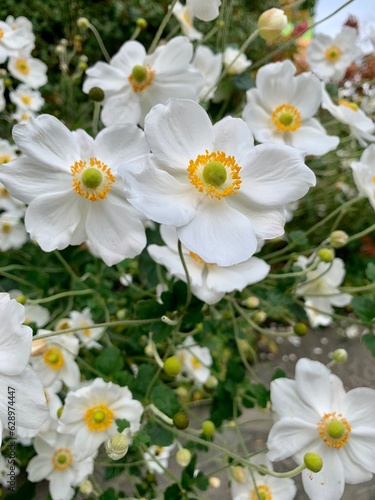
[81,167,103,189]
[93,409,106,423]
[57,454,67,464]
[131,65,148,83]
[202,161,227,187]
[278,112,294,127]
[46,351,59,364]
[327,420,345,439]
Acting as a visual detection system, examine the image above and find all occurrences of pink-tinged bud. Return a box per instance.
[258,8,288,41]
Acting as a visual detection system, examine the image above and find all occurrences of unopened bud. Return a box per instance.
[304,452,323,473]
[242,296,260,309]
[77,17,90,30]
[173,411,189,430]
[88,86,105,102]
[144,343,154,357]
[105,431,130,460]
[164,356,182,377]
[205,375,218,389]
[78,61,88,71]
[16,294,27,304]
[317,248,335,263]
[136,18,148,30]
[79,480,94,495]
[209,477,221,488]
[176,448,191,467]
[252,311,267,324]
[202,420,215,437]
[258,8,288,41]
[330,230,349,248]
[31,339,47,356]
[332,348,348,364]
[293,322,308,336]
[231,465,247,483]
[57,406,63,418]
[55,44,65,54]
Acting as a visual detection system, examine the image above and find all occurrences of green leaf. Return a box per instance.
[362,333,375,357]
[3,480,36,499]
[95,346,124,375]
[116,418,130,433]
[143,421,174,446]
[351,296,375,324]
[232,72,255,90]
[365,262,375,281]
[129,364,156,399]
[150,384,181,418]
[289,230,308,248]
[246,383,270,408]
[164,484,183,500]
[271,368,286,380]
[132,430,151,447]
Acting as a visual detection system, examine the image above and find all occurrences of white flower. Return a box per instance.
[186,0,221,22]
[27,430,95,500]
[294,256,351,328]
[144,443,175,474]
[58,378,143,460]
[0,453,19,486]
[350,144,375,211]
[0,115,149,266]
[11,107,36,123]
[148,225,270,305]
[0,182,26,217]
[8,51,48,89]
[267,358,375,500]
[69,307,104,349]
[321,86,375,147]
[0,293,48,445]
[242,60,339,156]
[0,17,34,63]
[192,45,222,101]
[230,454,296,500]
[0,212,28,250]
[223,47,252,75]
[30,333,80,389]
[0,138,17,165]
[83,36,203,126]
[172,2,202,41]
[307,26,361,82]
[177,335,212,384]
[10,84,45,111]
[120,98,316,267]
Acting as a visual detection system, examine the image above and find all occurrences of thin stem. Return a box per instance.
[148,0,179,54]
[347,221,375,243]
[27,289,94,304]
[178,239,192,310]
[92,101,101,136]
[88,23,111,63]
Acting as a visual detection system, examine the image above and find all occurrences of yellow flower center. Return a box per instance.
[52,448,73,471]
[317,411,351,448]
[251,485,272,500]
[182,11,193,27]
[338,99,358,111]
[1,222,12,234]
[0,29,3,39]
[15,58,30,75]
[20,95,32,106]
[80,321,91,336]
[272,104,301,132]
[128,64,155,92]
[71,157,115,202]
[0,156,12,164]
[153,445,164,456]
[190,356,202,370]
[43,347,65,370]
[84,404,114,432]
[187,150,241,199]
[325,45,341,62]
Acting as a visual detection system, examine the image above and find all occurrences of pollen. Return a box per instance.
[43,346,65,370]
[182,11,192,27]
[52,448,73,471]
[325,45,341,63]
[84,404,114,432]
[187,150,241,199]
[317,411,351,448]
[0,29,4,39]
[71,157,115,202]
[128,64,155,92]
[338,99,359,111]
[0,155,12,164]
[251,484,273,500]
[272,104,301,132]
[15,58,30,75]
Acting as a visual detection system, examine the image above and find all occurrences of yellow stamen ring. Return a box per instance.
[43,347,65,370]
[84,404,114,432]
[15,58,30,75]
[272,104,301,132]
[71,157,115,202]
[187,150,242,199]
[128,64,155,92]
[52,448,73,471]
[325,45,341,63]
[317,411,351,448]
[251,485,273,500]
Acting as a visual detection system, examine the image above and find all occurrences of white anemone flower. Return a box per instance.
[0,293,48,445]
[69,307,105,349]
[177,335,212,384]
[148,225,270,305]
[294,256,351,328]
[120,98,316,267]
[0,212,28,250]
[8,51,48,89]
[321,86,375,147]
[172,2,202,41]
[267,358,375,500]
[0,18,34,63]
[0,138,17,165]
[27,430,95,500]
[58,378,143,460]
[223,47,252,75]
[83,36,203,127]
[242,60,339,156]
[192,45,222,101]
[144,443,175,474]
[0,183,26,219]
[186,0,221,22]
[307,26,361,83]
[0,115,149,266]
[350,144,375,211]
[10,84,45,112]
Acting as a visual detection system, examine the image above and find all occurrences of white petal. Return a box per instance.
[342,388,375,428]
[212,116,254,159]
[346,427,375,473]
[295,358,333,414]
[256,60,297,112]
[339,446,373,484]
[26,454,54,482]
[148,36,193,73]
[291,72,322,118]
[83,62,127,94]
[288,119,339,156]
[267,417,318,461]
[270,377,320,422]
[101,90,141,126]
[49,471,75,500]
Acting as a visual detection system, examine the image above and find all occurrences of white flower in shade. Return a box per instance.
[186,0,221,21]
[144,443,175,474]
[58,378,143,460]
[267,358,375,500]
[0,184,26,218]
[27,430,95,500]
[83,36,203,127]
[223,47,252,75]
[0,293,49,445]
[242,60,339,156]
[0,115,149,266]
[230,454,296,500]
[120,98,316,267]
[30,333,80,389]
[9,289,50,327]
[192,45,222,101]
[172,2,202,41]
[0,80,4,112]
[0,212,28,250]
[0,453,19,486]
[294,256,351,328]
[0,139,17,165]
[10,84,45,111]
[307,26,361,83]
[0,17,34,63]
[177,335,212,384]
[321,86,375,147]
[350,144,375,211]
[11,108,36,123]
[148,225,270,305]
[8,51,48,89]
[69,307,104,349]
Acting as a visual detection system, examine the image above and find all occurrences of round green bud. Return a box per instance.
[116,308,127,320]
[145,472,156,484]
[317,248,335,263]
[77,17,90,30]
[81,168,103,189]
[16,294,27,305]
[202,420,215,437]
[252,311,267,324]
[202,161,227,187]
[79,480,94,495]
[332,348,348,364]
[173,411,189,430]
[330,230,349,248]
[242,296,260,309]
[78,61,88,71]
[216,20,225,28]
[136,18,148,29]
[293,322,308,336]
[176,448,192,467]
[4,78,12,88]
[205,375,218,389]
[163,356,182,377]
[88,86,105,102]
[304,452,323,473]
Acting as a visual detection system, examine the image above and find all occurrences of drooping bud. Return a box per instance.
[330,230,349,248]
[173,411,189,430]
[242,296,260,309]
[176,448,192,467]
[332,348,348,364]
[105,431,130,460]
[77,17,90,30]
[304,452,323,473]
[231,466,247,483]
[258,8,288,42]
[317,248,335,263]
[205,375,218,389]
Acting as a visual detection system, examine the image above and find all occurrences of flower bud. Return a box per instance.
[293,322,308,336]
[55,44,65,54]
[231,465,247,483]
[205,375,218,389]
[304,452,323,473]
[202,420,215,437]
[105,431,130,460]
[252,311,267,324]
[144,343,154,357]
[332,348,348,364]
[176,448,192,467]
[77,17,90,30]
[136,18,148,30]
[330,230,349,248]
[317,248,335,263]
[163,356,182,377]
[242,296,260,309]
[79,480,94,495]
[88,87,105,102]
[78,61,88,72]
[173,411,189,430]
[31,339,47,356]
[258,8,288,41]
[209,477,221,488]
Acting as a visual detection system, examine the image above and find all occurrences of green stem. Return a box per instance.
[347,221,375,243]
[92,101,101,136]
[27,289,95,304]
[148,0,179,54]
[178,239,192,310]
[88,23,111,63]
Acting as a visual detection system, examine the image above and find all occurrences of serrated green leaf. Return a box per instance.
[150,384,181,417]
[143,421,174,446]
[116,418,130,433]
[351,296,375,323]
[95,346,124,375]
